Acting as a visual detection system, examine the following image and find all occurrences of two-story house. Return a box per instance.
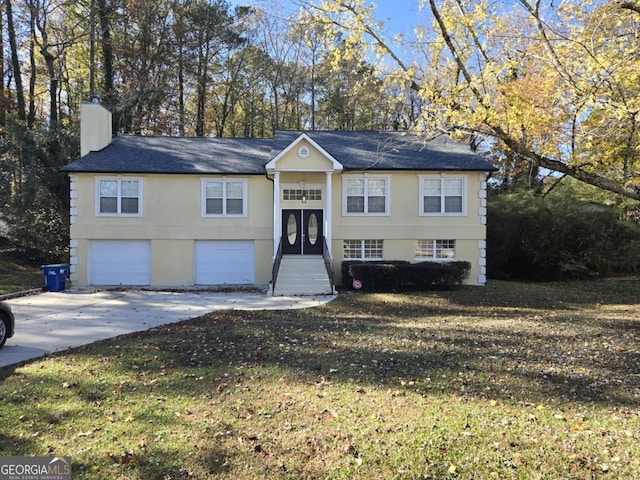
[61,103,496,295]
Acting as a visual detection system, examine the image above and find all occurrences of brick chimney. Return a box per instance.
[80,101,112,157]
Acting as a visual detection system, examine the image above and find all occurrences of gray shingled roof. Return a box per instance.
[274,131,496,171]
[61,131,496,174]
[61,136,273,174]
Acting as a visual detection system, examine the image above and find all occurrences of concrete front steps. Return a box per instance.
[271,255,334,296]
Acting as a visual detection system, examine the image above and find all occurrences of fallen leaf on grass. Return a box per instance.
[343,444,357,455]
[108,451,138,465]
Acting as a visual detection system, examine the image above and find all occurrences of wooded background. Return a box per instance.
[0,0,639,280]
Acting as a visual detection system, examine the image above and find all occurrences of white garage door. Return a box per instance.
[88,240,151,285]
[195,240,254,285]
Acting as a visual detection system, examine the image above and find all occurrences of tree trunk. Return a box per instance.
[28,22,37,129]
[27,1,39,129]
[0,0,6,128]
[195,43,210,137]
[89,0,96,97]
[6,0,26,122]
[31,0,58,129]
[43,52,58,129]
[178,44,185,136]
[174,1,186,136]
[98,0,114,98]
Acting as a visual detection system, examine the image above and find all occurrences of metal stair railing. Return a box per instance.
[322,237,335,294]
[271,237,283,296]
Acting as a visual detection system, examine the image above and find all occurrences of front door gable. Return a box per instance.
[266,133,343,175]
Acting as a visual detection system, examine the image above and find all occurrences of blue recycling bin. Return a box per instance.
[41,264,70,292]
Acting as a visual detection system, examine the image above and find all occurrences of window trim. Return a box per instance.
[282,183,323,202]
[418,175,466,216]
[415,239,457,261]
[201,178,248,218]
[342,174,390,216]
[95,176,143,217]
[343,240,384,260]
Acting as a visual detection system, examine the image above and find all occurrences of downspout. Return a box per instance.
[272,171,281,258]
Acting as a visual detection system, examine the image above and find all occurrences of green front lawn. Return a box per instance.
[1,280,639,479]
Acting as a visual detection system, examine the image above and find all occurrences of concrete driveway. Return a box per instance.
[0,289,334,369]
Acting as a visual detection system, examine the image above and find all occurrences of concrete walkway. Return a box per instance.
[0,289,335,369]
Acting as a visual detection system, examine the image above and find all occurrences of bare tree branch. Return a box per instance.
[299,0,423,91]
[617,1,640,15]
[487,125,640,200]
[429,0,640,200]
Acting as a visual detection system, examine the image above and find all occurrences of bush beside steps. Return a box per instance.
[342,260,471,292]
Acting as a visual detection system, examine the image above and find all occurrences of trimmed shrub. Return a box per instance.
[349,263,400,291]
[341,260,409,288]
[346,261,471,292]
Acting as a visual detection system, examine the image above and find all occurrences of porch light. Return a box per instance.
[301,190,307,203]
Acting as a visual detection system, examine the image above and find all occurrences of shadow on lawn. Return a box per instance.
[114,295,640,409]
[446,279,640,310]
[2,282,639,478]
[5,280,637,413]
[0,433,38,458]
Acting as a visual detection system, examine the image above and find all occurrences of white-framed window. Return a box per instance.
[419,176,465,215]
[415,239,456,260]
[282,185,323,201]
[343,175,390,215]
[96,177,142,216]
[343,240,384,260]
[202,178,247,217]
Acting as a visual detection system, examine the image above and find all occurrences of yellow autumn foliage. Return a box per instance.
[309,0,640,197]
